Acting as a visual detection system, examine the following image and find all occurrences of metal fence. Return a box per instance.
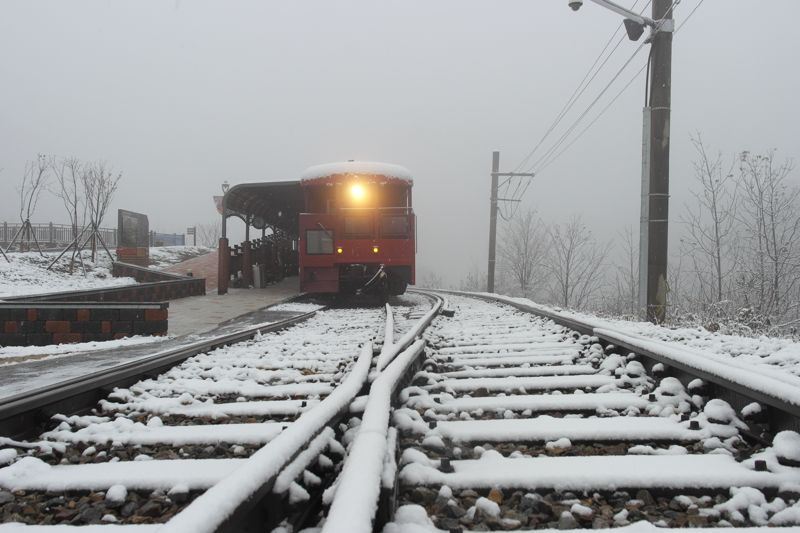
[1,223,187,249]
[150,232,185,247]
[0,222,117,249]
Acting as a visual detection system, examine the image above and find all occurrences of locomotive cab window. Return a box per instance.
[380,215,409,238]
[344,216,372,238]
[306,229,334,254]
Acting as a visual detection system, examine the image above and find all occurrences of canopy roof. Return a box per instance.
[224,180,303,236]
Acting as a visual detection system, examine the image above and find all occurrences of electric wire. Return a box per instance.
[513,0,646,174]
[528,39,649,173]
[501,0,651,220]
[676,0,704,33]
[537,60,648,174]
[528,0,684,175]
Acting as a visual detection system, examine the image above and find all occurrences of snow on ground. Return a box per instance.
[269,302,326,313]
[0,252,132,298]
[147,246,213,269]
[0,246,212,298]
[0,335,168,364]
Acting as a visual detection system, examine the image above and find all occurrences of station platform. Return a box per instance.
[168,277,300,336]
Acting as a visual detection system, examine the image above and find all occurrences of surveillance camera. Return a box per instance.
[568,0,583,11]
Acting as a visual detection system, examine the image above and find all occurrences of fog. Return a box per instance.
[1,0,797,285]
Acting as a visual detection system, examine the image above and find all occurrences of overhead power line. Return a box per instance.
[526,0,692,176]
[527,39,649,174]
[513,0,651,174]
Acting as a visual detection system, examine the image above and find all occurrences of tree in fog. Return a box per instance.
[681,134,738,309]
[82,161,122,261]
[546,215,607,309]
[499,209,548,297]
[458,267,486,292]
[197,220,222,248]
[51,157,87,240]
[418,270,446,289]
[15,154,50,253]
[735,151,800,317]
[608,226,638,317]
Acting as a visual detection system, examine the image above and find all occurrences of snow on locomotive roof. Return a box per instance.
[301,161,412,184]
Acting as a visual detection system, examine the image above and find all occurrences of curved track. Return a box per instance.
[325,292,800,533]
[0,293,441,532]
[3,291,800,532]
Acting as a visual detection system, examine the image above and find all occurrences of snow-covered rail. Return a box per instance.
[344,293,800,532]
[453,291,800,431]
[0,293,441,532]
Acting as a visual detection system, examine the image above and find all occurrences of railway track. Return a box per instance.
[323,293,800,533]
[2,291,800,532]
[0,293,442,531]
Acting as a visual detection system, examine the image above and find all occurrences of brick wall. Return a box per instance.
[0,303,168,346]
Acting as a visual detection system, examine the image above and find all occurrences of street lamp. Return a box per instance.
[220,180,230,256]
[571,0,675,324]
[569,0,674,38]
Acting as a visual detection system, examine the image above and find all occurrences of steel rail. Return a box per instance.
[162,342,376,533]
[163,291,442,533]
[0,306,324,439]
[433,289,800,432]
[323,289,444,533]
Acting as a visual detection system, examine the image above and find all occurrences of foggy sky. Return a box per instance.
[1,1,798,284]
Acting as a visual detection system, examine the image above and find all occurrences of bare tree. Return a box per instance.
[736,151,800,317]
[459,267,486,292]
[608,226,638,317]
[680,134,738,309]
[82,161,123,262]
[197,220,222,248]
[546,215,608,309]
[51,157,87,239]
[10,155,50,254]
[419,269,446,289]
[499,209,548,297]
[50,157,90,271]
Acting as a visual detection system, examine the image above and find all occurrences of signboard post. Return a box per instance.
[117,209,150,266]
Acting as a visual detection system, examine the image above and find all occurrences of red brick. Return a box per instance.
[53,333,82,344]
[145,309,168,321]
[113,333,129,340]
[77,309,91,321]
[101,321,111,334]
[45,321,71,333]
[4,321,18,334]
[27,309,37,321]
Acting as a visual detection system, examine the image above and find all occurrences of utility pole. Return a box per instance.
[487,151,500,293]
[486,151,535,293]
[640,0,673,323]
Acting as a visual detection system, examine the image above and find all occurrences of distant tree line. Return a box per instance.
[438,136,800,337]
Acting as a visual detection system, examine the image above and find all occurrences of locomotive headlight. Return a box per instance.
[350,183,366,201]
[337,247,343,254]
[372,246,379,253]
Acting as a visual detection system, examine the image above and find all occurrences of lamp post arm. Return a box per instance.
[588,0,656,27]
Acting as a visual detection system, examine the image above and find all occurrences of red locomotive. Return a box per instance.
[298,162,416,295]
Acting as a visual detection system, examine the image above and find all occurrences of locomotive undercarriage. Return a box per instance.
[339,264,410,295]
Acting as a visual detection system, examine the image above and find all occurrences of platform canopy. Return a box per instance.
[223,181,303,237]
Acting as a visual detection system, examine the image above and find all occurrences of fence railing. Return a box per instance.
[1,223,187,249]
[0,222,117,249]
[150,232,185,247]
